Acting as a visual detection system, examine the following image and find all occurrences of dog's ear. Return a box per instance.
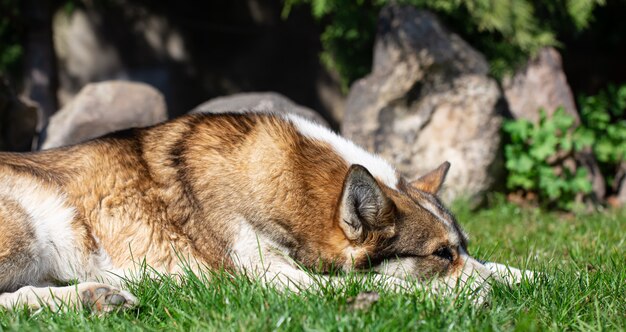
[338,164,395,241]
[410,161,450,195]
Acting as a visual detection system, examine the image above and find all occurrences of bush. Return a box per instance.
[503,108,593,210]
[283,0,604,89]
[503,84,626,209]
[578,84,626,192]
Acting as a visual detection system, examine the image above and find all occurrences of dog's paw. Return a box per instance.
[78,283,138,313]
[483,262,537,284]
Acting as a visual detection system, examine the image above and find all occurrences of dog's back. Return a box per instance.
[0,114,357,285]
[0,113,493,312]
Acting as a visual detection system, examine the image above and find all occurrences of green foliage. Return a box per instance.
[503,109,593,210]
[283,0,382,91]
[565,0,606,30]
[408,0,557,77]
[0,0,22,75]
[283,0,603,89]
[578,84,626,188]
[504,85,626,208]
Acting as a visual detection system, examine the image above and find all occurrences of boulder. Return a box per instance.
[41,81,167,149]
[191,92,329,127]
[342,6,504,203]
[0,77,39,151]
[503,47,579,122]
[503,47,605,201]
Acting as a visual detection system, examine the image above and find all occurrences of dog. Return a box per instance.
[0,112,529,312]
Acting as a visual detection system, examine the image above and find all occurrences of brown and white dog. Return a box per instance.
[0,113,527,312]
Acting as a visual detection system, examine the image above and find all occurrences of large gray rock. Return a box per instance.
[503,47,605,201]
[191,92,329,127]
[342,6,503,203]
[41,81,167,149]
[0,77,39,151]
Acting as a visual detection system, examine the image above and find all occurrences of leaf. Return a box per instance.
[595,139,615,162]
[560,134,573,152]
[508,173,535,190]
[312,0,330,18]
[573,128,594,151]
[552,108,576,130]
[530,135,557,160]
[572,169,593,193]
[503,119,533,142]
[509,154,534,173]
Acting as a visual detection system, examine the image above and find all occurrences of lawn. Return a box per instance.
[1,200,624,331]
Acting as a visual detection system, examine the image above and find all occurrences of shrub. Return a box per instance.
[283,0,604,89]
[502,108,593,210]
[503,84,626,209]
[578,84,626,192]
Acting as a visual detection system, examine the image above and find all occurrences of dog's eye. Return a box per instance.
[433,247,454,262]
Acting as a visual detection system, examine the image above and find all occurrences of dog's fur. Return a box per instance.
[0,113,520,312]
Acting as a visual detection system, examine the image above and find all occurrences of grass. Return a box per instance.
[1,200,624,331]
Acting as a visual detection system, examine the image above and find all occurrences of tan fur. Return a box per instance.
[0,113,497,311]
[0,114,355,276]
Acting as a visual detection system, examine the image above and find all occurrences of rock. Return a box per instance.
[53,8,186,113]
[41,81,167,149]
[575,149,606,202]
[0,77,39,151]
[503,47,579,122]
[52,3,343,122]
[342,6,504,203]
[503,47,605,201]
[190,92,329,127]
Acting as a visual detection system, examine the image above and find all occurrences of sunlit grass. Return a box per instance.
[1,200,624,331]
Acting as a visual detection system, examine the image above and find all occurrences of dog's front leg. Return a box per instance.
[482,262,537,284]
[258,263,322,292]
[258,267,415,293]
[0,282,137,313]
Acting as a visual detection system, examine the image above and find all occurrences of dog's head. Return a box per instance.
[337,162,491,292]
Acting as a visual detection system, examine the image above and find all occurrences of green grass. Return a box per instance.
[1,200,624,331]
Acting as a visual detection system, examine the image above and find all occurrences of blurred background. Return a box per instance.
[1,0,625,210]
